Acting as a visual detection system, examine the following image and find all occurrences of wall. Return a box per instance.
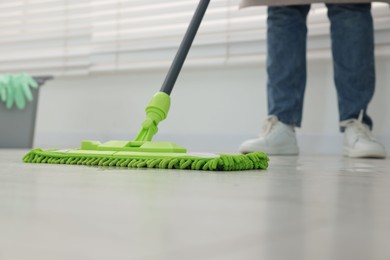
[34,56,390,154]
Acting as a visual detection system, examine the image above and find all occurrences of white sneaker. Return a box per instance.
[239,116,299,155]
[341,112,386,158]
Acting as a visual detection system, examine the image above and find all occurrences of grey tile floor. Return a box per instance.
[0,149,389,260]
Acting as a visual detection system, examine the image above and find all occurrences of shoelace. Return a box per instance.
[260,116,279,137]
[340,110,373,140]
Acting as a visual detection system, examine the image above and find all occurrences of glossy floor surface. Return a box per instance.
[1,150,389,260]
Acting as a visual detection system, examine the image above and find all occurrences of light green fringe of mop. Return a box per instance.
[23,149,269,171]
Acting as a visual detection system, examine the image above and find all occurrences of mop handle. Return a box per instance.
[160,0,210,95]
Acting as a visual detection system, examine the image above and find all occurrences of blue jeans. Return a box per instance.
[267,4,375,130]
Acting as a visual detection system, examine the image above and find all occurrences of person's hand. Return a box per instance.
[0,74,38,110]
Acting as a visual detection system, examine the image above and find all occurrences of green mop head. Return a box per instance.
[24,92,269,171]
[23,146,268,171]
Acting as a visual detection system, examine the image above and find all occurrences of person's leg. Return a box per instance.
[327,3,385,158]
[327,3,375,129]
[267,5,311,127]
[240,5,310,155]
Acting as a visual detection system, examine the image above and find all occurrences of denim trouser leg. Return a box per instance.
[327,4,375,129]
[267,5,311,127]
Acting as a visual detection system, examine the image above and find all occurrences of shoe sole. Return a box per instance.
[240,145,299,156]
[343,148,386,159]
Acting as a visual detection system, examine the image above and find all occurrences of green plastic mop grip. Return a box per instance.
[134,92,171,142]
[144,91,170,125]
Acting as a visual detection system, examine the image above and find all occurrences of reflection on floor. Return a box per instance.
[0,150,389,260]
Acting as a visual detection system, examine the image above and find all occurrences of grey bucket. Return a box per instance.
[0,88,40,148]
[0,76,51,148]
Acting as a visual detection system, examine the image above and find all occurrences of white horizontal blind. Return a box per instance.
[0,0,389,77]
[0,0,91,76]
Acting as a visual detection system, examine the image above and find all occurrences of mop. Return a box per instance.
[23,0,269,171]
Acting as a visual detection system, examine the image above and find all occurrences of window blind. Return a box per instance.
[0,0,389,77]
